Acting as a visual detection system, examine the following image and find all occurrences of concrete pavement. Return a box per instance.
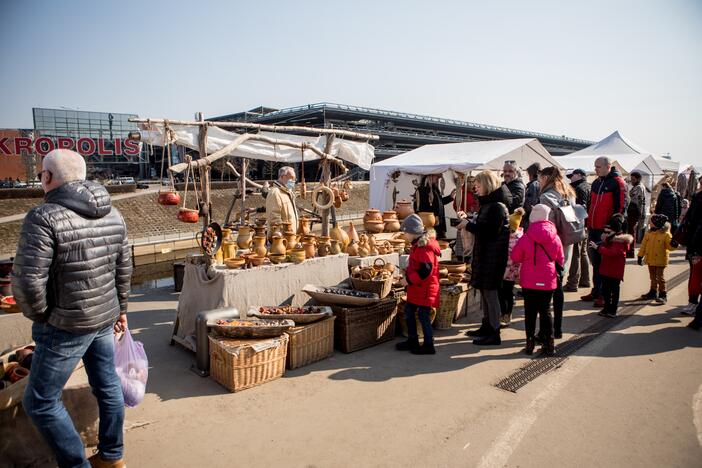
[121,251,701,467]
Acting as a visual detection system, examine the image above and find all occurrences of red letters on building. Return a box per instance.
[123,139,140,156]
[0,137,140,157]
[14,138,33,155]
[35,137,55,156]
[76,138,96,156]
[57,137,75,150]
[0,138,11,154]
[97,138,114,155]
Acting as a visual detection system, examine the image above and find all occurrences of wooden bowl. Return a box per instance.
[439,261,467,275]
[224,258,245,269]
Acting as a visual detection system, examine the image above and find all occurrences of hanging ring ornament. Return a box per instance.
[312,185,335,210]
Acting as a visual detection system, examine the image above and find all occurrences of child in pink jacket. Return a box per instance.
[511,204,564,356]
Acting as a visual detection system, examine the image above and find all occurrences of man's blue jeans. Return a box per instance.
[23,322,124,468]
[404,302,434,343]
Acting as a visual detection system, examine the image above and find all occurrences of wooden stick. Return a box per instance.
[225,161,263,189]
[129,117,379,141]
[320,135,335,237]
[168,133,347,174]
[240,158,248,224]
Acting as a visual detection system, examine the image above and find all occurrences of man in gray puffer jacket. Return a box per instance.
[12,149,131,468]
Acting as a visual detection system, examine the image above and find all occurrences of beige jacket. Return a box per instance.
[266,182,299,230]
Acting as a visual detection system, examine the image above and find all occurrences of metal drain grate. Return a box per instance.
[494,270,689,393]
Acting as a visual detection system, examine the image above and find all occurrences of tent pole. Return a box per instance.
[240,158,247,225]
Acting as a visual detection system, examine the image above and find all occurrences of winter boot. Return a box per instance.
[541,337,555,356]
[396,337,419,351]
[411,339,436,355]
[641,290,657,300]
[466,318,490,337]
[473,329,501,346]
[655,291,667,304]
[524,337,535,355]
[500,313,512,328]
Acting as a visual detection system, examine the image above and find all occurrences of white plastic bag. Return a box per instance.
[114,329,148,407]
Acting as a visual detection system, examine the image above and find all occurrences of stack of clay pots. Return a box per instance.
[382,211,401,232]
[394,200,414,220]
[363,209,385,234]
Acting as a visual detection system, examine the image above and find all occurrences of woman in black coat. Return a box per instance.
[462,170,511,345]
[414,175,455,239]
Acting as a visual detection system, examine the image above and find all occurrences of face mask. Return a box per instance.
[286,180,296,190]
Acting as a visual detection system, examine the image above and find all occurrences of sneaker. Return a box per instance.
[500,314,512,328]
[640,290,657,300]
[655,294,667,304]
[410,341,436,355]
[681,303,697,316]
[563,285,579,292]
[473,331,501,346]
[602,311,617,318]
[594,297,605,308]
[581,293,594,301]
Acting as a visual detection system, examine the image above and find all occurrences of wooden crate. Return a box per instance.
[209,335,288,392]
[331,297,398,353]
[285,316,335,370]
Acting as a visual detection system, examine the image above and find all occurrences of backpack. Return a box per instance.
[553,198,587,246]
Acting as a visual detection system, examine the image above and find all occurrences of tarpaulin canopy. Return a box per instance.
[369,138,561,211]
[556,154,663,176]
[139,123,376,170]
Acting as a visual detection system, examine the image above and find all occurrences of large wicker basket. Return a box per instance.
[331,297,398,353]
[208,335,288,392]
[285,316,335,370]
[434,284,469,329]
[350,275,393,299]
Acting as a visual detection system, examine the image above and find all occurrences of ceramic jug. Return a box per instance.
[285,233,299,252]
[330,239,342,255]
[297,217,311,236]
[252,236,268,257]
[270,236,288,256]
[236,226,253,250]
[346,241,360,256]
[222,240,237,260]
[303,240,316,259]
[346,222,360,243]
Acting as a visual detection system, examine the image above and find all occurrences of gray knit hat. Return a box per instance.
[400,214,425,235]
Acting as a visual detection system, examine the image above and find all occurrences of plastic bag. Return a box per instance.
[114,329,148,408]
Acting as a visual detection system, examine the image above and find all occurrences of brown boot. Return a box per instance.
[89,453,126,468]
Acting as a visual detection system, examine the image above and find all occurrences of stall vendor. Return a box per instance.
[266,166,299,231]
[414,174,456,239]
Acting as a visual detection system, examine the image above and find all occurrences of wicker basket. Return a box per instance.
[208,335,288,392]
[331,297,398,353]
[285,316,335,370]
[350,275,393,298]
[434,284,469,329]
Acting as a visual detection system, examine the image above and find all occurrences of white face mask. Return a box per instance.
[285,180,296,190]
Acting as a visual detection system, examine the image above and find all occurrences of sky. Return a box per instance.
[1,0,701,165]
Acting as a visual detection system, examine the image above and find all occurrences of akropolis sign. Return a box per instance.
[0,137,141,157]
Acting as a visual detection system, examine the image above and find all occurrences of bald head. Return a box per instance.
[40,149,87,193]
[594,156,611,178]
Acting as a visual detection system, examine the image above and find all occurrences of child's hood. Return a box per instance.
[526,220,558,244]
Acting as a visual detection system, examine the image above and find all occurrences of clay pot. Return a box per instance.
[439,268,449,278]
[330,239,342,255]
[382,210,398,221]
[448,273,463,284]
[284,233,299,252]
[297,217,311,236]
[221,228,233,241]
[270,236,288,256]
[340,190,349,201]
[303,241,316,259]
[250,255,268,267]
[346,222,360,243]
[157,190,181,206]
[358,244,370,257]
[221,240,237,260]
[8,365,28,383]
[346,241,360,256]
[418,212,436,228]
[384,219,401,232]
[290,249,306,264]
[317,236,331,257]
[236,226,254,250]
[394,200,414,220]
[252,236,268,257]
[281,221,294,234]
[389,238,406,252]
[177,208,199,223]
[268,254,286,264]
[254,225,267,238]
[440,261,467,275]
[437,240,450,250]
[363,209,383,223]
[330,225,350,251]
[269,223,283,238]
[364,220,385,234]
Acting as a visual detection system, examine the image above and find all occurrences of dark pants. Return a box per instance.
[523,288,554,339]
[627,214,641,256]
[498,280,515,317]
[601,276,621,315]
[588,229,604,297]
[404,302,434,343]
[689,258,700,305]
[552,272,564,335]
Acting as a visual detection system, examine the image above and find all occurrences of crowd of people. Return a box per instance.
[398,157,702,356]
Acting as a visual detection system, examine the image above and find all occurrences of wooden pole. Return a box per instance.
[129,117,379,141]
[197,116,210,228]
[240,158,248,225]
[320,135,335,237]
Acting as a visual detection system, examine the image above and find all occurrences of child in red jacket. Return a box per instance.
[396,214,441,355]
[591,214,632,318]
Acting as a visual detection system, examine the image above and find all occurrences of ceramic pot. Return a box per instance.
[358,244,369,257]
[254,225,267,238]
[8,365,29,383]
[221,228,233,241]
[158,190,181,206]
[290,249,306,264]
[384,219,401,232]
[437,240,450,250]
[236,226,254,249]
[346,222,360,243]
[440,261,467,275]
[364,220,385,234]
[250,255,268,267]
[222,240,237,260]
[382,210,398,221]
[297,217,311,236]
[330,225,350,251]
[281,221,294,234]
[270,236,288,256]
[303,241,316,259]
[269,223,282,238]
[346,241,360,256]
[177,208,199,223]
[252,236,268,257]
[284,233,299,252]
[418,212,436,228]
[268,254,286,264]
[363,209,383,223]
[317,236,331,257]
[394,200,414,220]
[330,239,342,255]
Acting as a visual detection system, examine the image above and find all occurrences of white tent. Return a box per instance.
[369,138,561,212]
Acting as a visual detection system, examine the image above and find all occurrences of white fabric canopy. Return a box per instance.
[566,130,647,157]
[369,138,561,211]
[138,123,376,170]
[556,153,663,176]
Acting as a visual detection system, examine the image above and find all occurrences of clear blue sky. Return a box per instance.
[1,0,700,164]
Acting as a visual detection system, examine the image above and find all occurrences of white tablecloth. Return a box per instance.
[175,254,349,347]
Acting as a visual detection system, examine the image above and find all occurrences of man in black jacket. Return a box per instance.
[655,181,682,233]
[565,169,591,291]
[12,149,131,468]
[502,160,525,214]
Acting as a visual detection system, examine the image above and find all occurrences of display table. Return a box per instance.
[347,253,400,269]
[174,254,349,350]
[399,248,452,269]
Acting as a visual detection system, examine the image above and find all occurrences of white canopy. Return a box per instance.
[567,130,648,157]
[369,138,561,211]
[655,157,681,174]
[556,153,663,176]
[139,123,376,170]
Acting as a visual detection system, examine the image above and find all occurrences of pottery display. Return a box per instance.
[290,248,306,264]
[297,217,311,236]
[270,236,288,256]
[439,261,467,275]
[330,225,350,251]
[303,240,316,259]
[224,258,245,269]
[158,190,181,206]
[384,219,401,232]
[284,233,299,252]
[330,239,342,255]
[363,209,383,223]
[269,254,286,264]
[346,241,360,256]
[252,236,268,257]
[346,222,360,243]
[394,200,414,220]
[236,226,254,249]
[317,236,331,257]
[364,220,385,234]
[418,212,436,228]
[177,208,199,223]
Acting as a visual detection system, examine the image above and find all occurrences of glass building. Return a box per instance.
[32,108,150,178]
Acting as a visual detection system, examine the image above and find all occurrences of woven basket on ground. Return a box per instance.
[285,316,335,370]
[331,297,398,353]
[434,284,469,329]
[209,335,288,392]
